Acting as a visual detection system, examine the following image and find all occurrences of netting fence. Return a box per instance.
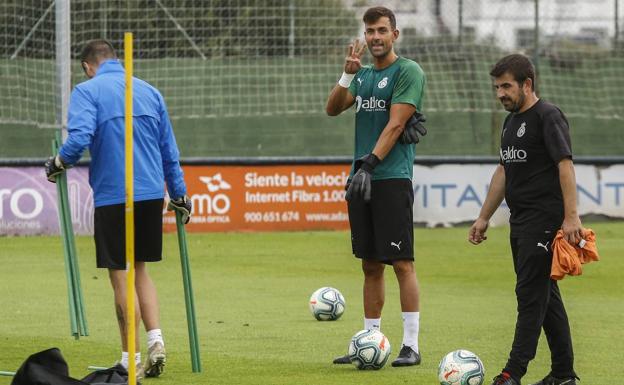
[1,0,623,158]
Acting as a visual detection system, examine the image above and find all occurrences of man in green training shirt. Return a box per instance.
[325,6,426,367]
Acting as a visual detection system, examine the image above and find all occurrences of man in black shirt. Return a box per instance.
[468,54,582,385]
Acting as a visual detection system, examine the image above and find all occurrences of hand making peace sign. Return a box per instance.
[344,39,367,74]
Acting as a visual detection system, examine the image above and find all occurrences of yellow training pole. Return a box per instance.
[124,32,137,385]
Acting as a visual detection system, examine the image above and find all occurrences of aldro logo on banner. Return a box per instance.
[0,188,43,220]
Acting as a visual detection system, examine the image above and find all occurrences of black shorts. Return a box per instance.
[94,199,164,270]
[347,178,414,264]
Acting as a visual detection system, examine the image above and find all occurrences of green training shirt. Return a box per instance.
[348,56,425,180]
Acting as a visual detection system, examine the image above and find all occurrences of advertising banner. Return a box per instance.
[0,165,351,235]
[163,165,351,232]
[1,164,623,235]
[0,167,93,236]
[412,164,624,227]
[412,164,510,227]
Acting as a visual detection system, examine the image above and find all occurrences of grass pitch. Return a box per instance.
[0,222,622,384]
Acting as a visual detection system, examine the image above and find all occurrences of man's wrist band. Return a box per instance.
[338,72,355,88]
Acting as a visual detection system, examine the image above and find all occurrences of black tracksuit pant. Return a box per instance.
[503,235,576,381]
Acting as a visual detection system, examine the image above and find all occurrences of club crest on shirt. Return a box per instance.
[377,77,388,89]
[517,122,526,137]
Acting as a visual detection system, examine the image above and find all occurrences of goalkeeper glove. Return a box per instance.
[167,196,192,224]
[399,112,427,144]
[44,155,67,183]
[345,153,380,202]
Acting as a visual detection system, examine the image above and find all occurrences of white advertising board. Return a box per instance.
[412,164,624,227]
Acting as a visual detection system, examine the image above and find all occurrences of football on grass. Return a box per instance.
[348,329,391,370]
[309,287,345,321]
[438,349,485,385]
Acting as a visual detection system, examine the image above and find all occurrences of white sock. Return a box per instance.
[121,352,142,368]
[120,352,129,369]
[364,318,381,331]
[401,312,420,352]
[147,328,164,349]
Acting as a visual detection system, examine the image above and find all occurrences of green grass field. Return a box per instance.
[0,222,622,384]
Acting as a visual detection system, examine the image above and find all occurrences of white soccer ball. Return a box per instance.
[348,329,391,370]
[438,349,485,385]
[309,287,345,321]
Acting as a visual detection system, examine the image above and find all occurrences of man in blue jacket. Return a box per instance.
[45,39,191,379]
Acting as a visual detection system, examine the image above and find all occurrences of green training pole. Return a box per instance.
[54,136,80,338]
[54,134,80,331]
[175,212,202,372]
[62,173,88,337]
[0,371,15,376]
[53,133,88,337]
[52,137,78,338]
[87,366,108,371]
[57,133,88,337]
[59,165,82,337]
[60,165,88,336]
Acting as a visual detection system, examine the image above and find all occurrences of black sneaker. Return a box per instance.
[390,345,421,367]
[332,355,351,364]
[491,372,520,385]
[530,374,577,385]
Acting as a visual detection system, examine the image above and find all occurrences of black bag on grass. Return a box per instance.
[11,348,132,385]
[11,348,84,385]
[80,365,129,385]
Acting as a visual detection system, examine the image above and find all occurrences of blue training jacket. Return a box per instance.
[59,59,187,207]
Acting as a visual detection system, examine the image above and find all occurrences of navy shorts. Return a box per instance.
[347,179,414,264]
[94,199,164,270]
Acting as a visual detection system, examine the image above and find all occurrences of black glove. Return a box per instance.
[345,153,380,202]
[399,112,427,144]
[44,155,67,183]
[167,196,192,224]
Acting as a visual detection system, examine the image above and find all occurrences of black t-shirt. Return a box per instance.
[499,99,572,237]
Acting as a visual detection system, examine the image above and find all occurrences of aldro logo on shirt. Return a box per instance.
[500,146,527,163]
[355,95,387,113]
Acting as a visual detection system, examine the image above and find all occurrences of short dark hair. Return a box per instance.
[80,39,116,64]
[363,6,396,30]
[490,54,536,90]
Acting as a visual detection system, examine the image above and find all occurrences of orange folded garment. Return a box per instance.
[551,228,600,280]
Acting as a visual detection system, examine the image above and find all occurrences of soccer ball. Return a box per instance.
[348,329,391,370]
[438,349,485,385]
[308,287,345,321]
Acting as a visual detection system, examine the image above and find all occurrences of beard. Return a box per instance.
[500,92,525,112]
